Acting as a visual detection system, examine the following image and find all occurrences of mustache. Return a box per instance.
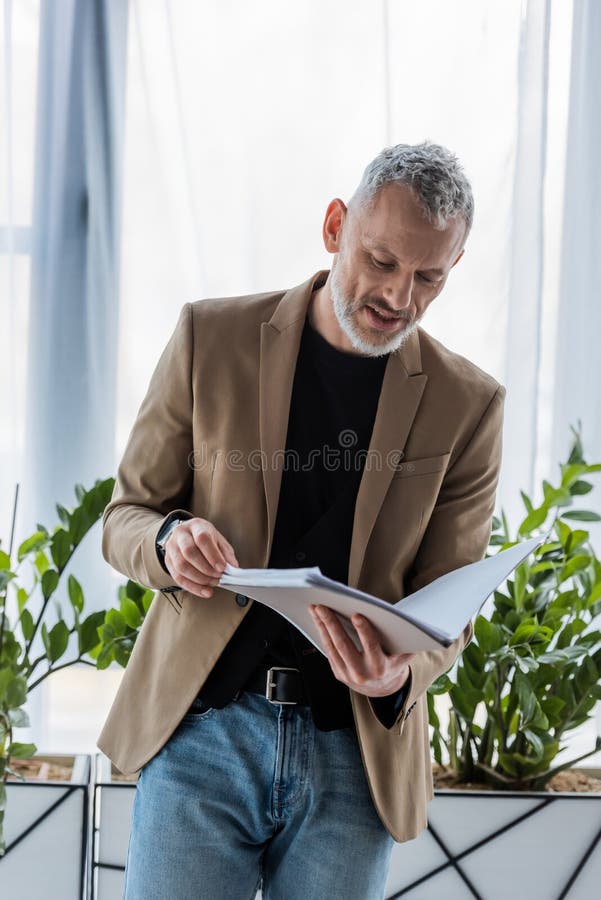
[359,299,412,321]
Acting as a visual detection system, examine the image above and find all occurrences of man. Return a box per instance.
[98,142,505,899]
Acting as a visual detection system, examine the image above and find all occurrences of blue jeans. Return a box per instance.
[123,689,395,899]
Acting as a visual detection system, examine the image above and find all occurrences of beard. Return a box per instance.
[329,261,420,357]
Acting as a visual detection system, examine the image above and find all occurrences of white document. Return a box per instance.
[218,534,547,656]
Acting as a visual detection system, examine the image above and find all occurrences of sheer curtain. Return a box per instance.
[0,0,38,542]
[2,0,129,753]
[551,0,601,544]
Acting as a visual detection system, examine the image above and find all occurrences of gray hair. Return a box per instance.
[349,141,474,235]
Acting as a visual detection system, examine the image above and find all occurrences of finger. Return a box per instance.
[189,528,227,574]
[351,614,386,663]
[172,576,214,598]
[216,534,239,567]
[311,608,350,677]
[166,542,221,580]
[314,606,363,668]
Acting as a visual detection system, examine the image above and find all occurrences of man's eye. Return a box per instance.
[417,273,436,285]
[371,256,394,270]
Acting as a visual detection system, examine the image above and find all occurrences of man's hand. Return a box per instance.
[308,604,415,697]
[163,517,239,598]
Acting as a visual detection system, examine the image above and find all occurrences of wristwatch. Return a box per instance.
[156,516,186,573]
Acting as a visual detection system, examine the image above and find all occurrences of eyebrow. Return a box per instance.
[364,239,445,277]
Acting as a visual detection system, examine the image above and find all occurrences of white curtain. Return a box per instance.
[2,0,128,753]
[551,0,601,548]
[118,0,574,530]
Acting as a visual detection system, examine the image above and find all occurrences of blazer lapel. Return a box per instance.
[348,346,427,587]
[258,270,327,564]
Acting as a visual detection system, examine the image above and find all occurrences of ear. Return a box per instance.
[322,199,347,254]
[451,248,465,268]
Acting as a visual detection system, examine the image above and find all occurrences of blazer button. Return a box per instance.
[235,593,249,607]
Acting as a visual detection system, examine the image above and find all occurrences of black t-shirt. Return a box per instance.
[197,297,407,729]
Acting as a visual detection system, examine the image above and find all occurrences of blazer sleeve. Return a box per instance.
[101,303,195,590]
[368,670,412,729]
[391,383,506,731]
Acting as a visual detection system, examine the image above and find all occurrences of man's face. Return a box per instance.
[326,182,467,356]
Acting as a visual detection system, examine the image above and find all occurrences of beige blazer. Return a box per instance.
[97,269,505,843]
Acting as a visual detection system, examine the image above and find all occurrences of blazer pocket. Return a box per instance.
[392,451,451,479]
[160,589,183,615]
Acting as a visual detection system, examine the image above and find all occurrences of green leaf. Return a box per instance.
[509,622,553,647]
[0,550,10,569]
[520,491,534,514]
[561,462,587,485]
[570,480,593,496]
[41,568,59,600]
[518,507,549,536]
[554,519,571,546]
[587,582,601,607]
[79,611,106,655]
[474,617,505,653]
[50,528,71,570]
[120,598,142,629]
[34,550,50,576]
[5,675,27,707]
[20,608,34,641]
[515,671,537,722]
[562,511,601,522]
[428,673,453,695]
[559,554,593,583]
[8,707,30,728]
[515,654,539,673]
[523,729,545,762]
[55,503,71,528]
[106,609,127,637]
[497,752,520,777]
[512,564,528,606]
[68,574,84,613]
[141,589,154,614]
[41,620,49,652]
[17,530,47,562]
[8,742,36,759]
[566,529,589,553]
[16,587,29,614]
[545,487,573,507]
[96,644,114,670]
[47,621,69,662]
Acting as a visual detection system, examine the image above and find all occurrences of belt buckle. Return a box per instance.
[265,666,300,705]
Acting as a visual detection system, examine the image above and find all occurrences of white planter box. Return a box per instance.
[91,754,138,900]
[385,777,601,899]
[0,753,91,900]
[92,753,601,900]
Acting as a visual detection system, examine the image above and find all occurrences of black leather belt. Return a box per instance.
[244,666,309,705]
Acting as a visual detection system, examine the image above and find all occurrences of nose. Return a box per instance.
[383,274,414,312]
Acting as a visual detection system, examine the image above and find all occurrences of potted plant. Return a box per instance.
[0,478,125,898]
[386,424,601,900]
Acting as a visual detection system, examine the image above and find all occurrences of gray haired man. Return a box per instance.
[101,141,504,899]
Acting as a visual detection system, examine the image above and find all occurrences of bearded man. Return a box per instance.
[99,141,505,900]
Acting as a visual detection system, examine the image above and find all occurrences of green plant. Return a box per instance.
[0,478,118,856]
[428,423,601,790]
[94,579,155,670]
